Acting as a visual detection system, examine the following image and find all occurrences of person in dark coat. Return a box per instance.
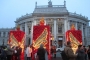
[37,44,46,60]
[14,46,18,60]
[87,45,90,60]
[53,46,56,58]
[76,45,85,60]
[83,46,87,60]
[64,41,77,60]
[17,46,22,60]
[0,46,7,60]
[7,44,13,60]
[50,46,54,58]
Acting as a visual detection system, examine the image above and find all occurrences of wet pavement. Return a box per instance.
[52,52,62,60]
[52,57,62,60]
[25,52,63,60]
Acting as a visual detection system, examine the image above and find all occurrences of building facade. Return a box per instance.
[0,1,90,49]
[0,28,14,45]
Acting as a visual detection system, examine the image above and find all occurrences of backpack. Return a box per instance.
[61,50,69,60]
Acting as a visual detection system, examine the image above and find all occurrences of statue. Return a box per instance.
[39,17,45,25]
[70,24,75,30]
[16,25,20,30]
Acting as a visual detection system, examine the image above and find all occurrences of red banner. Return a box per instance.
[32,25,50,60]
[8,30,25,60]
[66,30,82,53]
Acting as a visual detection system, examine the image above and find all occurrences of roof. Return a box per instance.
[33,5,68,14]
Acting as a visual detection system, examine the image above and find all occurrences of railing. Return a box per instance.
[53,5,64,7]
[36,5,48,8]
[69,12,88,20]
[16,13,32,21]
[36,5,65,8]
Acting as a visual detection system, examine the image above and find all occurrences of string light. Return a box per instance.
[33,28,48,49]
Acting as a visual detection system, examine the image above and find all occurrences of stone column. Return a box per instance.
[81,23,84,45]
[64,19,68,44]
[6,32,8,37]
[68,20,70,30]
[75,21,77,30]
[62,24,64,34]
[31,21,34,44]
[25,22,28,45]
[25,22,28,35]
[57,23,58,34]
[85,25,87,45]
[33,19,37,25]
[54,19,57,41]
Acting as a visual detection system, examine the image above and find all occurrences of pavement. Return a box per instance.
[51,52,62,60]
[25,52,63,60]
[52,57,62,60]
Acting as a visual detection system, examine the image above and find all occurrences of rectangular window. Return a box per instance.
[28,28,31,34]
[58,36,63,48]
[58,24,62,33]
[48,24,52,33]
[23,27,25,32]
[3,32,5,37]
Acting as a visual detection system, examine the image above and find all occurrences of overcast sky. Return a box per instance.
[0,0,90,28]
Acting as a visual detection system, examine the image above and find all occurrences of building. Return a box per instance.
[0,1,90,48]
[0,28,15,45]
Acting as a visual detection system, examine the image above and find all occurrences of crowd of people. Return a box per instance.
[61,41,90,60]
[1,41,90,60]
[0,44,22,60]
[0,44,48,60]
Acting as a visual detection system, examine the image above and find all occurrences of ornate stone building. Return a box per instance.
[0,28,14,45]
[0,1,90,49]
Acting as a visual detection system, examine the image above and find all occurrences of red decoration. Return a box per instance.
[9,30,25,42]
[8,30,25,60]
[66,24,82,44]
[66,30,82,43]
[39,17,45,25]
[66,29,82,53]
[32,25,51,60]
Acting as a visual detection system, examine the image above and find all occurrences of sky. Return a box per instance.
[0,0,90,28]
